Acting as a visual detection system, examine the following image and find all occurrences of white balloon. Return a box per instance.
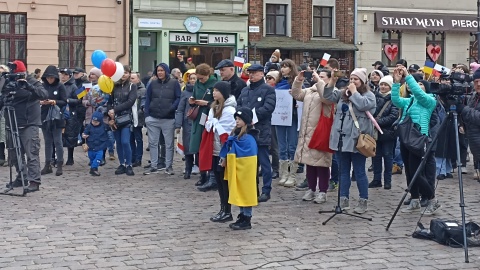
[111,62,124,82]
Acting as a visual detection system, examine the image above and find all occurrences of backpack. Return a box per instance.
[413,219,480,248]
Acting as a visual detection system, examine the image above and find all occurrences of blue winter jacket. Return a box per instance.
[84,122,110,152]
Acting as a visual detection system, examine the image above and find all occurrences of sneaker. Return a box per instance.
[132,161,142,168]
[158,164,167,171]
[109,152,116,161]
[404,197,412,205]
[302,190,315,201]
[392,164,403,175]
[258,193,270,203]
[192,165,200,175]
[339,197,350,210]
[436,174,446,180]
[424,199,441,215]
[295,179,309,191]
[313,192,327,204]
[144,163,151,169]
[368,180,382,188]
[401,198,421,213]
[5,179,27,189]
[100,159,106,166]
[165,167,174,175]
[25,182,40,193]
[89,168,100,177]
[327,181,338,192]
[115,165,126,175]
[384,182,392,190]
[143,168,159,175]
[296,166,304,174]
[446,173,454,179]
[126,166,135,176]
[462,167,468,174]
[353,198,368,214]
[420,197,428,207]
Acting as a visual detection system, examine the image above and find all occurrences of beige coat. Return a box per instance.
[291,78,334,167]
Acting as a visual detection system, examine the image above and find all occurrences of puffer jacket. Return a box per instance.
[63,76,77,98]
[291,78,334,167]
[392,75,436,136]
[461,93,480,159]
[374,92,399,141]
[136,82,146,127]
[84,122,110,152]
[41,65,67,129]
[108,80,137,117]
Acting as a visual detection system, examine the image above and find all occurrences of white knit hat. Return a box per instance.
[379,75,393,89]
[370,69,384,79]
[351,68,368,84]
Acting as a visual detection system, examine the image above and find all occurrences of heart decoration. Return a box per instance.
[427,44,442,62]
[383,44,399,61]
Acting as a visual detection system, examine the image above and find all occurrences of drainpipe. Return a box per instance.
[115,0,127,62]
[353,0,358,68]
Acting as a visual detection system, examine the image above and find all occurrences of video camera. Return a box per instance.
[430,72,472,96]
[1,62,25,81]
[1,62,27,95]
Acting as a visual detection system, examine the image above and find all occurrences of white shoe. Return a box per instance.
[313,192,327,204]
[302,190,315,201]
[353,198,368,214]
[462,167,468,174]
[192,165,200,175]
[339,197,350,210]
[424,199,441,215]
[401,199,421,213]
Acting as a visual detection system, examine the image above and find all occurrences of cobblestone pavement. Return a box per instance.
[0,143,480,269]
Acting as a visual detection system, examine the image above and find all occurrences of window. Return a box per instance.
[470,34,477,63]
[0,13,27,64]
[313,6,333,38]
[58,15,86,68]
[266,4,287,36]
[381,31,401,67]
[426,32,445,65]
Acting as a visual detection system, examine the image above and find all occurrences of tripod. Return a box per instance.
[319,103,373,224]
[1,105,27,196]
[386,104,469,263]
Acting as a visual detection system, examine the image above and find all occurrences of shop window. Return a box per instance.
[266,4,287,36]
[58,15,86,68]
[470,34,478,63]
[313,6,333,38]
[0,13,27,65]
[381,30,401,67]
[426,32,445,65]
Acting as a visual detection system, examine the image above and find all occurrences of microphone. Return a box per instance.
[341,103,349,112]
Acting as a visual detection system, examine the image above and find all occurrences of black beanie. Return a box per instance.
[419,80,431,93]
[234,107,253,125]
[412,73,423,82]
[474,69,480,81]
[396,59,408,68]
[214,81,231,100]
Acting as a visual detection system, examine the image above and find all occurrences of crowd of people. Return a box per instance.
[2,49,480,230]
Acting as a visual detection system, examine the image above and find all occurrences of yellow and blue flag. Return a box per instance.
[76,86,87,99]
[424,60,435,75]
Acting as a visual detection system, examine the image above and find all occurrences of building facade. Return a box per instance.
[248,0,357,70]
[357,0,478,69]
[132,0,249,77]
[0,0,129,72]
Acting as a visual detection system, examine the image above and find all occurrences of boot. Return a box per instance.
[55,161,63,176]
[184,166,192,179]
[210,205,224,222]
[284,161,298,187]
[231,215,252,230]
[212,204,233,222]
[392,164,403,175]
[0,142,5,166]
[229,213,245,228]
[41,163,53,175]
[66,148,74,165]
[278,160,289,186]
[195,172,207,186]
[197,172,217,192]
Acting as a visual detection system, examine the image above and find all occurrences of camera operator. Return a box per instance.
[0,60,48,192]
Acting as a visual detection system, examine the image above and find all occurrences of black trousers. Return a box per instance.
[400,143,434,200]
[212,156,230,213]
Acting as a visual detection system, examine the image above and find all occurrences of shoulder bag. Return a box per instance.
[308,104,334,153]
[186,89,208,120]
[114,84,133,129]
[395,98,428,156]
[349,103,376,157]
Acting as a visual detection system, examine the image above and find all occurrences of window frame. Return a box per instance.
[381,30,402,67]
[426,31,445,66]
[469,33,477,63]
[58,15,86,69]
[312,6,333,38]
[265,4,287,36]
[0,13,27,65]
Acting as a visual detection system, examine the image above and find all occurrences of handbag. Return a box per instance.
[375,101,396,142]
[186,90,208,120]
[115,113,132,128]
[396,99,428,156]
[308,104,334,153]
[349,103,376,157]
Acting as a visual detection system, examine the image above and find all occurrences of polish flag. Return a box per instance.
[234,56,245,68]
[320,53,331,67]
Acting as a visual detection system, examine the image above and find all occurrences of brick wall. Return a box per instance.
[335,0,355,44]
[248,0,263,42]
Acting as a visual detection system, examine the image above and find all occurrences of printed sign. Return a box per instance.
[375,12,478,32]
[169,32,197,43]
[271,90,293,126]
[138,18,163,28]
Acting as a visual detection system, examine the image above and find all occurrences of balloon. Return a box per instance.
[111,62,124,82]
[100,58,116,77]
[88,85,110,107]
[91,50,107,69]
[98,75,114,94]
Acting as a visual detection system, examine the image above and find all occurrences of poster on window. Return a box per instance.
[271,90,293,126]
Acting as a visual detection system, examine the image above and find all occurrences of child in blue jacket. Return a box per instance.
[83,111,110,176]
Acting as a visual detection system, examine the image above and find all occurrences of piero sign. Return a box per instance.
[375,12,478,32]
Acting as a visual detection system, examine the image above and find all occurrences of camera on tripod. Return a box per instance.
[1,62,27,98]
[1,62,25,82]
[430,72,473,96]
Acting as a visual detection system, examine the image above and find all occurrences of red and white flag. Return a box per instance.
[320,53,331,67]
[234,56,245,68]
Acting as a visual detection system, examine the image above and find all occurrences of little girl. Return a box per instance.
[220,108,259,230]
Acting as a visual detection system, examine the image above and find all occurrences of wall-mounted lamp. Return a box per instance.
[363,15,368,22]
[30,0,36,9]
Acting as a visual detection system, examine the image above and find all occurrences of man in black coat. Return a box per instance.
[215,59,247,100]
[73,67,88,89]
[237,64,276,202]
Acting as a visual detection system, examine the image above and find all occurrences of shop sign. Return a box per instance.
[208,34,236,45]
[184,17,202,33]
[169,32,197,43]
[138,18,163,28]
[375,12,478,32]
[249,26,260,33]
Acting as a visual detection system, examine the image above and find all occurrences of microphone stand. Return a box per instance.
[319,103,372,224]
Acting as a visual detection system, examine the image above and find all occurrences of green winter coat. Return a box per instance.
[189,74,219,153]
[391,75,436,135]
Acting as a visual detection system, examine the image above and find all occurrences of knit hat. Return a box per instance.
[271,49,281,62]
[351,68,368,84]
[89,67,102,78]
[396,59,408,68]
[419,80,431,93]
[156,63,170,76]
[379,75,393,89]
[473,69,480,81]
[266,70,280,82]
[213,81,231,100]
[412,73,423,82]
[370,69,384,79]
[234,107,253,125]
[92,111,103,122]
[12,60,26,73]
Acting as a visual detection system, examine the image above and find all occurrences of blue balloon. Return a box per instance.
[91,50,107,69]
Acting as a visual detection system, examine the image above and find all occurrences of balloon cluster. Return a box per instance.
[91,50,125,94]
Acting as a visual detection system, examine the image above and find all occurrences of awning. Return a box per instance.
[252,36,358,51]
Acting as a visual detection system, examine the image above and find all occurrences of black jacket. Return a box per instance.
[373,93,398,141]
[75,75,88,89]
[237,79,276,146]
[41,65,68,129]
[136,82,147,127]
[63,76,78,98]
[0,73,48,128]
[108,80,137,117]
[461,93,480,159]
[226,73,247,100]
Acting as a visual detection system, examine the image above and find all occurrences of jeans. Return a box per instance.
[130,126,143,163]
[258,145,272,195]
[337,152,369,199]
[114,126,132,166]
[275,119,298,160]
[372,140,395,184]
[270,126,279,172]
[88,150,104,169]
[7,126,41,183]
[435,157,452,175]
[240,206,252,217]
[107,130,115,154]
[393,138,403,167]
[42,127,64,163]
[400,143,434,200]
[306,165,330,192]
[330,153,338,184]
[146,117,175,168]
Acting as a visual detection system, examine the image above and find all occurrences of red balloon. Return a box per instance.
[100,58,116,77]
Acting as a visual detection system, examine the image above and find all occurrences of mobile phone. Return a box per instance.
[334,70,346,77]
[179,51,186,56]
[303,71,313,81]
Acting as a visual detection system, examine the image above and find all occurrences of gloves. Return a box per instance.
[456,103,465,114]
